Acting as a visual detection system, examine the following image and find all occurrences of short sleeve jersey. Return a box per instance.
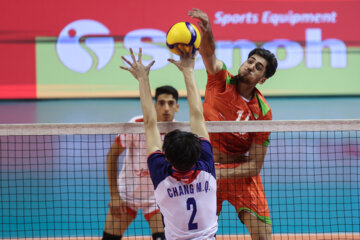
[147,139,218,240]
[203,64,272,154]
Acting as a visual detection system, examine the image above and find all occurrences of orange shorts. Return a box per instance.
[216,163,271,225]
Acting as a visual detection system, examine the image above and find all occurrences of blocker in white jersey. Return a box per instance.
[117,115,156,206]
[148,138,218,240]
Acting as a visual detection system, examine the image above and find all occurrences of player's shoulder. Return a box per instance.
[199,137,213,154]
[118,116,144,137]
[199,137,211,144]
[208,61,232,78]
[206,62,234,93]
[254,89,272,119]
[128,115,144,123]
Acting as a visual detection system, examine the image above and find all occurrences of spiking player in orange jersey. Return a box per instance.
[189,8,278,240]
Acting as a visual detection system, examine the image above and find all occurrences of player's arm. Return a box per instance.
[106,141,125,197]
[188,8,223,75]
[106,141,129,217]
[217,143,268,178]
[168,46,209,139]
[120,48,162,155]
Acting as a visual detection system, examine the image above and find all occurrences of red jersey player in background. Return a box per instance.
[189,8,278,240]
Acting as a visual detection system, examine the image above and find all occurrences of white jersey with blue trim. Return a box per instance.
[147,138,218,240]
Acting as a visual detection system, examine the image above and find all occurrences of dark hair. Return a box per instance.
[155,85,179,102]
[248,48,278,79]
[162,129,202,171]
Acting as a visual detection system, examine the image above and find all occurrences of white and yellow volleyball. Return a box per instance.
[166,22,201,55]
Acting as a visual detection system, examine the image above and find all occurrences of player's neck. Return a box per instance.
[237,83,255,101]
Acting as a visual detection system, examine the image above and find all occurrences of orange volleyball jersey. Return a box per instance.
[203,64,272,154]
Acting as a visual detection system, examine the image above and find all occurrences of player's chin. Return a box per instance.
[162,114,172,121]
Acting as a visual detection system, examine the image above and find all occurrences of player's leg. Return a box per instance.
[147,212,165,240]
[143,202,165,240]
[102,207,137,240]
[239,210,272,240]
[233,175,272,240]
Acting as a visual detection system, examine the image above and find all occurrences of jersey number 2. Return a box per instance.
[186,197,198,230]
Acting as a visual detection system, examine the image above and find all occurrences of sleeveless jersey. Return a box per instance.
[147,139,218,240]
[203,64,272,154]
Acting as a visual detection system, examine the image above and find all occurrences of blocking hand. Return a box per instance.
[168,44,195,72]
[120,48,155,81]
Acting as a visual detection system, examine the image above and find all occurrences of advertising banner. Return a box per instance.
[1,0,359,99]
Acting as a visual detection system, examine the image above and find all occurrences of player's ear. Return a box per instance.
[175,103,179,112]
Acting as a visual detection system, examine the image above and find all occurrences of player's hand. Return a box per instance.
[188,8,211,33]
[108,196,127,218]
[120,48,155,81]
[168,44,195,72]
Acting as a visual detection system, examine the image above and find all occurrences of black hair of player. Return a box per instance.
[155,85,179,102]
[162,129,202,171]
[248,48,278,79]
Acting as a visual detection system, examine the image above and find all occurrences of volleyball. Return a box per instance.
[166,22,201,55]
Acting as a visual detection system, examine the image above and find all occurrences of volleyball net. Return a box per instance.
[1,120,359,239]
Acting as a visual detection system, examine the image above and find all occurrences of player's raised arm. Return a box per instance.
[168,45,209,140]
[188,8,223,75]
[120,48,161,155]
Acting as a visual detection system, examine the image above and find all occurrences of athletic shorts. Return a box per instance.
[120,198,160,221]
[216,163,271,225]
